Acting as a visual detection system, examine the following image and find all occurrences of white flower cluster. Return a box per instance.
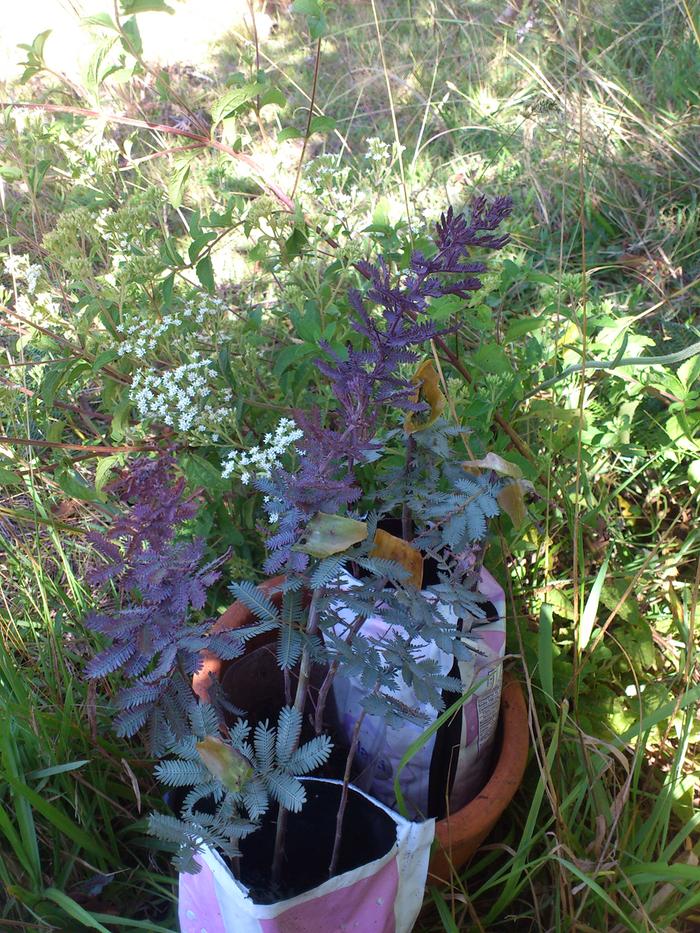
[131,360,232,437]
[116,298,227,358]
[365,137,391,163]
[3,254,42,294]
[221,417,304,485]
[300,156,364,226]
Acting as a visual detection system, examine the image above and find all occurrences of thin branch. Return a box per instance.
[291,38,322,200]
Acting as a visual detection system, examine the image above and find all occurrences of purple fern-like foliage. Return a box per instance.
[84,454,238,741]
[260,196,512,571]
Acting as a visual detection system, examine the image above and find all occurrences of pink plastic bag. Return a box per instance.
[331,569,506,818]
[178,780,435,933]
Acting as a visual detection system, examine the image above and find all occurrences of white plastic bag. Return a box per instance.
[331,569,506,819]
[178,779,435,933]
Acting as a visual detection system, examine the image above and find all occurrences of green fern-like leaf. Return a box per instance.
[253,721,276,771]
[265,769,306,812]
[286,734,333,774]
[241,778,269,820]
[276,624,303,670]
[275,706,302,765]
[310,555,348,588]
[147,812,199,845]
[155,758,209,787]
[229,580,281,624]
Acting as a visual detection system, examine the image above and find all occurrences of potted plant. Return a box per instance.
[85,195,529,932]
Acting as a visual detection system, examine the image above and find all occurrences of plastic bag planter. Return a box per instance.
[178,778,435,933]
[330,566,507,820]
[193,576,529,895]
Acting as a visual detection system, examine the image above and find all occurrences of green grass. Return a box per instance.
[1,0,699,930]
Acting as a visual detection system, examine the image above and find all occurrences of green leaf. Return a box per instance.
[473,342,511,375]
[82,13,118,29]
[295,513,368,558]
[292,0,327,38]
[372,196,392,230]
[429,294,462,322]
[273,343,314,377]
[259,86,286,109]
[92,348,119,372]
[43,889,111,933]
[538,604,555,710]
[283,226,308,261]
[309,114,336,134]
[505,317,547,342]
[688,460,700,487]
[120,0,174,13]
[196,255,215,292]
[0,467,22,485]
[94,455,122,493]
[577,551,610,653]
[211,83,265,126]
[197,737,253,792]
[55,468,105,504]
[111,394,131,442]
[277,127,304,142]
[4,773,110,860]
[120,16,143,56]
[168,155,195,209]
[180,453,229,492]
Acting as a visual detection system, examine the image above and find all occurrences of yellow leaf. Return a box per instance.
[498,480,530,528]
[404,359,447,434]
[196,736,253,792]
[295,513,368,558]
[371,528,423,589]
[462,452,523,478]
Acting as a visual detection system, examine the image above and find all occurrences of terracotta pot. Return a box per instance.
[193,576,529,884]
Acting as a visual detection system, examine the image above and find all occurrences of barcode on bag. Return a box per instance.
[476,668,502,751]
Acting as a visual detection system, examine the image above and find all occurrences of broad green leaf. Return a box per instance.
[295,513,368,558]
[168,154,195,209]
[211,83,265,126]
[0,467,22,485]
[95,455,122,493]
[473,342,511,375]
[504,316,547,342]
[92,348,119,371]
[309,114,336,133]
[277,127,304,142]
[292,0,327,38]
[259,86,286,109]
[55,468,105,504]
[429,294,462,321]
[120,16,143,56]
[688,460,700,487]
[196,255,215,292]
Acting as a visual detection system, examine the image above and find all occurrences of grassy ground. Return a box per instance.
[1,0,699,930]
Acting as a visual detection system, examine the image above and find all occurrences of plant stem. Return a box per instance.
[402,433,416,542]
[328,708,367,878]
[271,587,323,887]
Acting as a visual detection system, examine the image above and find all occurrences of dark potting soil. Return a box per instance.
[238,780,396,904]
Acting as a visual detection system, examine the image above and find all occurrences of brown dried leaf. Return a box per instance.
[372,528,423,589]
[404,359,447,434]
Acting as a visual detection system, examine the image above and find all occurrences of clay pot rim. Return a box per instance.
[193,576,529,870]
